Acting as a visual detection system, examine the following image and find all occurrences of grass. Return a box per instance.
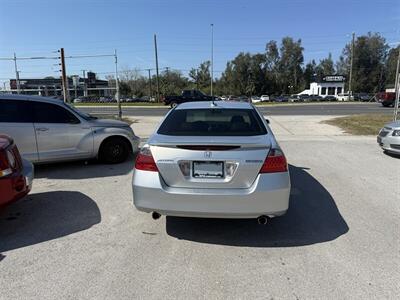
[74,102,163,106]
[74,100,373,107]
[323,114,393,135]
[254,100,373,106]
[91,114,136,125]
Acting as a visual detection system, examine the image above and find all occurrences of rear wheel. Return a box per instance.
[99,137,130,164]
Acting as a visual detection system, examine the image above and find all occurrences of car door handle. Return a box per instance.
[36,127,49,131]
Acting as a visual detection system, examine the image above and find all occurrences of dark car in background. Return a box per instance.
[237,95,251,103]
[274,95,289,102]
[354,93,372,102]
[163,89,215,108]
[299,94,310,101]
[309,95,324,101]
[324,95,337,101]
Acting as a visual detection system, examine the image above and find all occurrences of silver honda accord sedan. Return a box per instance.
[132,101,290,221]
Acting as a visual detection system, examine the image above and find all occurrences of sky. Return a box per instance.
[0,0,399,87]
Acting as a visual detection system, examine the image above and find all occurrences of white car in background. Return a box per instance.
[336,93,354,101]
[251,96,262,103]
[260,95,270,102]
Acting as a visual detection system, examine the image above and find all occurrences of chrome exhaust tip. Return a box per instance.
[152,212,161,220]
[257,215,268,225]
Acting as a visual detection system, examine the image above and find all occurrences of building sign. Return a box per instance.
[322,75,345,82]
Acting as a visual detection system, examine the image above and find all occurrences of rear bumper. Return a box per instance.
[132,170,290,218]
[22,158,34,191]
[377,135,400,154]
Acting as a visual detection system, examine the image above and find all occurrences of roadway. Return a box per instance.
[77,102,391,117]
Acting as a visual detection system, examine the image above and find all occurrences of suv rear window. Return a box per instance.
[157,108,267,136]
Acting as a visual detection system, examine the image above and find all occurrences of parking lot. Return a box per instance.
[1,114,399,299]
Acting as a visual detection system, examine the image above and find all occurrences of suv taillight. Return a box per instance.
[259,149,288,173]
[134,146,158,172]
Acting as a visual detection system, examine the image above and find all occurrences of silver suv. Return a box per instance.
[0,94,139,164]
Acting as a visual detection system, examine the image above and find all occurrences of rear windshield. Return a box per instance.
[157,108,267,136]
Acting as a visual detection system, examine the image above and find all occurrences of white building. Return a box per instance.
[299,75,346,96]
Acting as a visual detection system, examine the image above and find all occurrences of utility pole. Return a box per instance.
[13,53,20,94]
[114,49,122,118]
[82,69,87,97]
[60,48,69,103]
[72,75,78,99]
[146,69,152,98]
[348,32,355,99]
[154,34,160,103]
[210,23,214,97]
[393,47,400,121]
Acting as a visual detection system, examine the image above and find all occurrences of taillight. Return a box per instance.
[259,149,288,173]
[0,150,12,177]
[6,149,16,169]
[134,146,158,172]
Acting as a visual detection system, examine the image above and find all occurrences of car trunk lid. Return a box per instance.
[148,134,270,189]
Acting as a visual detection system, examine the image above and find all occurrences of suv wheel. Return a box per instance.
[99,138,130,164]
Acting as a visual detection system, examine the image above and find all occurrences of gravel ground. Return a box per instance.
[0,118,399,299]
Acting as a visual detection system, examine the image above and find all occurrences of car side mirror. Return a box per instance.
[265,118,270,124]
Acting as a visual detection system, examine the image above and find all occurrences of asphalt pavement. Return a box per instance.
[1,117,399,299]
[77,102,392,117]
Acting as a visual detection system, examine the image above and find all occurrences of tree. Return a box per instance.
[277,37,304,93]
[119,67,146,96]
[248,53,266,95]
[385,46,400,88]
[159,69,189,96]
[189,61,211,92]
[303,60,317,88]
[315,53,335,81]
[338,32,389,93]
[220,52,253,95]
[265,40,280,94]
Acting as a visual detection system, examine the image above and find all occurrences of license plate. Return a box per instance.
[193,161,224,178]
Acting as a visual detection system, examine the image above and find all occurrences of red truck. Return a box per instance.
[0,135,34,208]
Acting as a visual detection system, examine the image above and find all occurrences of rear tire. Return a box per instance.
[99,137,130,164]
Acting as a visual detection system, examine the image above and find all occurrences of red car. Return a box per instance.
[377,92,396,107]
[0,135,34,207]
